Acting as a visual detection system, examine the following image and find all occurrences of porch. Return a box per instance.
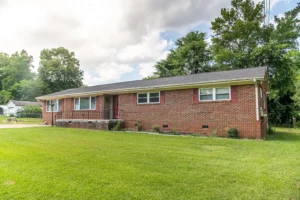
[56,109,121,120]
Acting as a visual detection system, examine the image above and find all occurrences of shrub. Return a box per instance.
[137,121,143,131]
[9,113,15,117]
[17,105,42,118]
[227,128,239,138]
[112,121,121,131]
[152,125,160,133]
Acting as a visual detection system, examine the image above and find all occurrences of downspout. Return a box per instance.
[254,78,259,121]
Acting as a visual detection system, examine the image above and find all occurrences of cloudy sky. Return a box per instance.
[0,0,297,86]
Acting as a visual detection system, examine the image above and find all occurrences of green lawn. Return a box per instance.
[0,116,42,124]
[0,127,300,199]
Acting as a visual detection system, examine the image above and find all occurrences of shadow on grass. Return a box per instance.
[266,128,300,142]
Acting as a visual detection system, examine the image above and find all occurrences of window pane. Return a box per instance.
[149,92,159,103]
[200,95,213,100]
[138,93,148,104]
[74,98,80,110]
[53,100,58,112]
[149,92,159,98]
[149,97,159,103]
[138,93,147,98]
[216,88,229,94]
[91,97,96,110]
[80,97,90,110]
[58,100,61,111]
[216,94,230,100]
[47,101,51,112]
[200,89,213,95]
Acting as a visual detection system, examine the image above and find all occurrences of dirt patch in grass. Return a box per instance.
[4,181,15,185]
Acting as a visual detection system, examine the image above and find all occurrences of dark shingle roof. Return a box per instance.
[38,67,266,99]
[11,100,42,107]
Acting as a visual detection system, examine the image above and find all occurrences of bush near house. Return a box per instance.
[17,105,42,118]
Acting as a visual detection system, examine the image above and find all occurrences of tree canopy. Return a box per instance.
[38,47,84,94]
[154,31,212,77]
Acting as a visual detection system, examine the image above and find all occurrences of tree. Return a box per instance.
[154,31,212,77]
[0,90,11,104]
[211,0,267,69]
[0,50,34,91]
[10,79,44,101]
[38,47,84,94]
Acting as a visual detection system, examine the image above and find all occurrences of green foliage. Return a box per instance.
[38,47,84,94]
[17,106,42,118]
[112,121,121,131]
[152,125,160,132]
[154,31,212,77]
[10,79,44,101]
[211,0,266,70]
[0,90,11,104]
[227,128,239,138]
[143,75,159,80]
[137,121,143,131]
[0,50,34,91]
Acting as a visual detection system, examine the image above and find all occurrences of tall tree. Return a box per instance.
[154,31,212,77]
[0,50,34,91]
[38,47,84,94]
[211,0,267,70]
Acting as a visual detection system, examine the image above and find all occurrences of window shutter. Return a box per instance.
[133,93,137,105]
[231,86,238,102]
[160,91,165,104]
[193,89,199,103]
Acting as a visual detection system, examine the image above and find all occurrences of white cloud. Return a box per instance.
[84,62,134,86]
[0,0,288,86]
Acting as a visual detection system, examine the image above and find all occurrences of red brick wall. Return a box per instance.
[119,84,263,138]
[42,96,104,124]
[42,84,266,138]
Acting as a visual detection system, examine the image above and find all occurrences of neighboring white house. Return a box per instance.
[0,100,42,116]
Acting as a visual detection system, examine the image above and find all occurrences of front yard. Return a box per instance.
[0,127,299,199]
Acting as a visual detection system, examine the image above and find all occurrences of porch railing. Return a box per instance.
[56,109,121,120]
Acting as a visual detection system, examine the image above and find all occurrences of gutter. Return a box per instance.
[36,77,265,101]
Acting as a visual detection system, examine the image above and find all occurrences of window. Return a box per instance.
[199,87,230,101]
[138,92,160,104]
[216,88,230,100]
[74,97,96,110]
[46,100,61,112]
[200,89,213,100]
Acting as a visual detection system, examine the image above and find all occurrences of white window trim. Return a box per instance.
[199,87,231,101]
[46,100,61,112]
[137,92,160,104]
[74,97,96,111]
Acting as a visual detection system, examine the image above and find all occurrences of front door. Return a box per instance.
[113,95,119,119]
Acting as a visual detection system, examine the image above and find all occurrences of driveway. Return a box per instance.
[0,124,49,129]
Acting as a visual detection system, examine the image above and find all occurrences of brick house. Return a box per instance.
[36,67,268,139]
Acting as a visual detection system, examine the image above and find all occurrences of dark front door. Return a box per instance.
[113,95,119,119]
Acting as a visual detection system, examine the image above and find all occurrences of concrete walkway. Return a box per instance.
[0,124,50,129]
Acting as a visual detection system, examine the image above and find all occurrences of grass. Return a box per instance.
[0,116,42,124]
[0,127,300,199]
